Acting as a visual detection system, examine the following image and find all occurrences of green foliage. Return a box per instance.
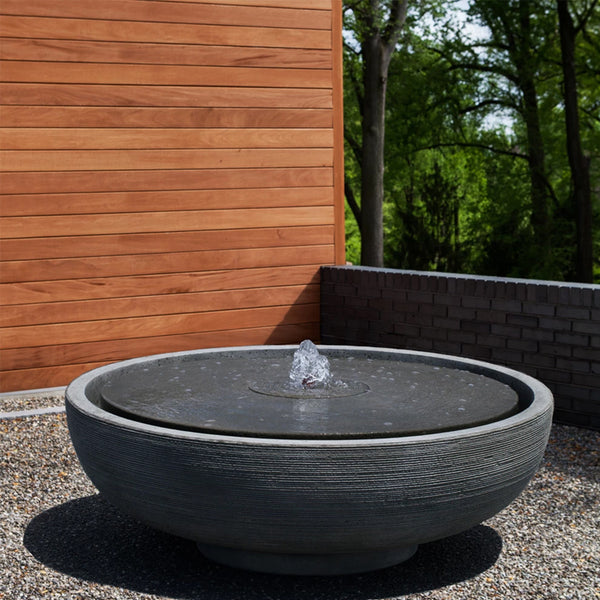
[343,0,600,282]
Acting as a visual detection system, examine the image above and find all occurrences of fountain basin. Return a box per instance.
[65,345,553,575]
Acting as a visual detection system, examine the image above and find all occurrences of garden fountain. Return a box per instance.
[66,342,553,575]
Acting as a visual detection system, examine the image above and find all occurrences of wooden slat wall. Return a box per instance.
[0,0,345,391]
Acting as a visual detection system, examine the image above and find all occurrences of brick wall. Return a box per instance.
[320,266,600,430]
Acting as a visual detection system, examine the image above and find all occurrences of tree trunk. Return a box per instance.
[515,2,552,274]
[521,78,551,265]
[360,35,388,267]
[557,0,594,282]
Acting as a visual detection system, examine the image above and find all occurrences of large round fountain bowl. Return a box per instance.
[66,345,553,575]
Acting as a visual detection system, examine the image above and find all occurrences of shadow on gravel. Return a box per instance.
[24,494,502,600]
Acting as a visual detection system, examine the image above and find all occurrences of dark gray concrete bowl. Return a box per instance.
[65,345,553,575]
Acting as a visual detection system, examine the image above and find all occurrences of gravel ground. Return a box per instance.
[1,395,598,600]
[0,389,66,414]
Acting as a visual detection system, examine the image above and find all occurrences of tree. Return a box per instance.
[557,0,597,282]
[343,0,599,280]
[448,0,558,276]
[343,0,409,266]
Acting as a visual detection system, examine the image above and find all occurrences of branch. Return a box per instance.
[344,127,363,167]
[459,99,519,114]
[574,0,599,35]
[383,0,408,48]
[344,180,362,231]
[447,61,519,85]
[344,52,364,117]
[416,141,528,160]
[581,105,600,124]
[427,46,519,85]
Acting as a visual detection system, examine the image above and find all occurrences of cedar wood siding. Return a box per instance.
[0,0,345,391]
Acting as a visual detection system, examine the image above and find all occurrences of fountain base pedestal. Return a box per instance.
[197,542,419,575]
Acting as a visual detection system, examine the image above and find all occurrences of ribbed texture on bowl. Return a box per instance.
[65,346,553,567]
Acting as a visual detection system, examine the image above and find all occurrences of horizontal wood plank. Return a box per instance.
[0,187,333,217]
[0,206,334,239]
[0,84,332,108]
[0,61,332,88]
[0,107,332,128]
[0,284,320,327]
[0,322,320,390]
[0,265,321,305]
[0,302,320,349]
[1,244,333,283]
[0,167,333,194]
[0,226,334,260]
[0,128,334,150]
[0,38,332,69]
[0,148,333,172]
[0,1,331,30]
[151,1,330,8]
[0,16,331,49]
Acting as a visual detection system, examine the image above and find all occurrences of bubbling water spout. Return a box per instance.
[289,340,332,389]
[248,340,369,399]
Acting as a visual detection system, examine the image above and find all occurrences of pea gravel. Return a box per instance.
[1,393,598,600]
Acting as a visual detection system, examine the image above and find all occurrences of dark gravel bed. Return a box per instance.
[1,410,598,600]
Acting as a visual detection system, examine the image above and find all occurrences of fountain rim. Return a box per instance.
[65,344,553,446]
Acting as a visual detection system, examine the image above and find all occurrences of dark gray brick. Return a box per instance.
[406,290,434,304]
[506,314,539,328]
[572,321,600,335]
[476,333,506,347]
[520,327,554,342]
[419,326,448,341]
[491,298,522,313]
[555,332,590,346]
[462,344,492,359]
[393,301,420,313]
[461,295,490,309]
[393,322,420,337]
[368,297,393,312]
[573,399,600,415]
[538,316,572,332]
[538,342,572,358]
[491,347,524,364]
[571,372,600,387]
[556,306,591,320]
[573,346,600,361]
[334,283,357,297]
[476,309,507,325]
[507,338,538,352]
[448,306,476,320]
[345,295,369,308]
[431,340,462,354]
[418,303,447,317]
[409,338,435,351]
[527,353,556,368]
[460,321,491,334]
[433,316,461,330]
[447,330,477,344]
[491,323,522,338]
[522,302,555,317]
[433,293,462,307]
[538,368,572,383]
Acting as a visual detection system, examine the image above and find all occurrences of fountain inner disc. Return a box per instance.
[248,378,370,399]
[98,352,521,439]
